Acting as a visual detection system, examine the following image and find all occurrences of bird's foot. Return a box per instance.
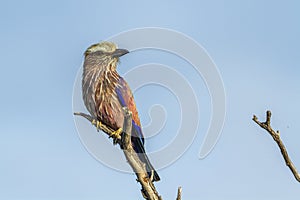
[111,128,123,145]
[91,119,102,132]
[111,127,123,139]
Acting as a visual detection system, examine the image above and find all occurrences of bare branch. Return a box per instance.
[253,110,300,182]
[74,112,120,140]
[122,107,162,200]
[74,110,172,199]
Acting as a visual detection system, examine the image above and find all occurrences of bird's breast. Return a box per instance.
[95,83,124,130]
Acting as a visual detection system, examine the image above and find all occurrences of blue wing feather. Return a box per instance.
[115,77,160,181]
[115,79,144,144]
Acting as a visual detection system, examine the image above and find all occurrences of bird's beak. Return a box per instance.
[112,48,129,58]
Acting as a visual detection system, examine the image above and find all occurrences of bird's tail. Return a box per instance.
[141,152,160,182]
[131,136,160,182]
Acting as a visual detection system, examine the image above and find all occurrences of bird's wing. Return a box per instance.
[115,77,161,182]
[115,77,144,144]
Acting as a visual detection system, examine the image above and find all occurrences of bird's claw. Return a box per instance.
[91,119,102,132]
[111,127,123,139]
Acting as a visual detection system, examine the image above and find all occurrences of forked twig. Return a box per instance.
[253,110,300,182]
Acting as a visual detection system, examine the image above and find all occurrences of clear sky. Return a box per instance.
[1,0,300,199]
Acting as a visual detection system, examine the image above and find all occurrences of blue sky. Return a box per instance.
[0,0,300,199]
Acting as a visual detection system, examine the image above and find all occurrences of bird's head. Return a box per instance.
[84,41,129,70]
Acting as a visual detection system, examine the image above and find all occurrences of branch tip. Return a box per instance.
[176,187,182,200]
[266,110,272,126]
[252,115,258,121]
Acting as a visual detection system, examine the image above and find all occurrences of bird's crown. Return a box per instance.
[85,41,117,56]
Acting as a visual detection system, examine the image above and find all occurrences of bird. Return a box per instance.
[81,41,160,182]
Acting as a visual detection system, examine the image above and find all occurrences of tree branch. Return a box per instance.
[74,110,181,199]
[121,107,162,200]
[253,110,300,182]
[74,112,120,140]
